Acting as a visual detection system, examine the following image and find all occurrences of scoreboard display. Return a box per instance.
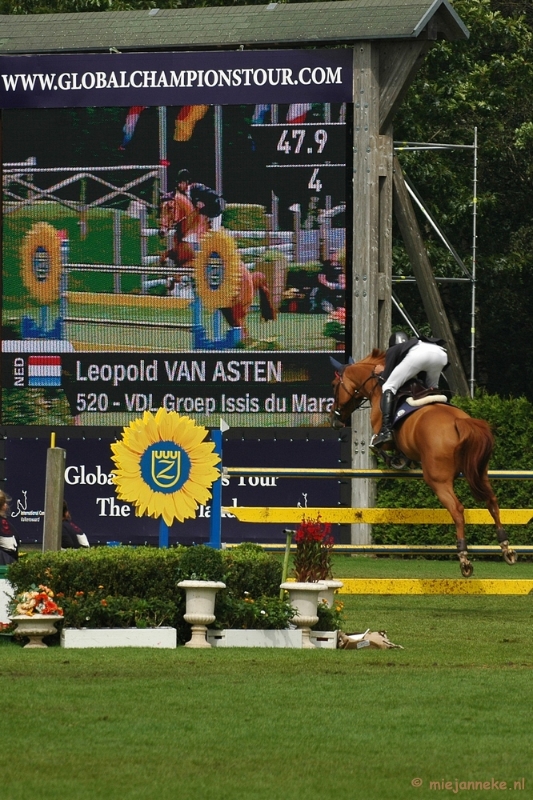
[0,49,353,428]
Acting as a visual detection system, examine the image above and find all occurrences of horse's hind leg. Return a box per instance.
[481,478,517,565]
[424,476,474,577]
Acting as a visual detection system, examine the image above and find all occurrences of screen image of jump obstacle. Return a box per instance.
[0,48,352,427]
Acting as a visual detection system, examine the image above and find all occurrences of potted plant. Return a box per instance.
[9,584,64,648]
[280,517,341,648]
[177,545,226,648]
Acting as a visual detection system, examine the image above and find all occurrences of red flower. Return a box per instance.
[292,516,334,583]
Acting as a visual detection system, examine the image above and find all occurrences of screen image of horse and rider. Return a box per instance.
[1,103,349,426]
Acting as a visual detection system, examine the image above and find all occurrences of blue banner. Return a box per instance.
[5,436,344,546]
[0,49,353,109]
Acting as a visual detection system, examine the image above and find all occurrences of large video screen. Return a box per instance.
[1,50,352,426]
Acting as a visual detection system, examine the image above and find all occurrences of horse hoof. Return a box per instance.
[390,455,409,470]
[503,548,517,565]
[460,560,474,578]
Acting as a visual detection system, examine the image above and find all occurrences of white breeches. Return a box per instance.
[381,341,447,395]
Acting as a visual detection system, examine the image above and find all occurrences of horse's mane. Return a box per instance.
[360,348,385,365]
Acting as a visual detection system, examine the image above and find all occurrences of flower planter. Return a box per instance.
[0,574,11,624]
[207,629,302,648]
[178,580,226,648]
[60,627,177,649]
[311,630,339,649]
[12,614,62,648]
[206,629,338,649]
[280,581,327,648]
[318,580,344,608]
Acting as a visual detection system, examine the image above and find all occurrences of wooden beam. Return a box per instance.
[378,129,393,349]
[338,579,533,596]
[352,42,381,543]
[42,446,66,552]
[392,154,469,395]
[379,40,430,133]
[225,506,533,525]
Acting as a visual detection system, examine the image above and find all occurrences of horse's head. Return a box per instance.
[159,200,174,234]
[330,349,385,429]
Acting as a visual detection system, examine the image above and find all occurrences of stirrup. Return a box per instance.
[371,430,393,449]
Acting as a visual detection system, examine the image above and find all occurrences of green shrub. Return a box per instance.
[214,594,295,630]
[177,545,225,582]
[60,593,177,629]
[312,598,345,631]
[8,547,186,599]
[222,543,282,597]
[375,393,533,545]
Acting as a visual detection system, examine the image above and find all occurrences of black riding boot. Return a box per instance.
[372,390,395,448]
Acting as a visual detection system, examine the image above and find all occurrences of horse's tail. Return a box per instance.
[454,417,494,502]
[252,272,277,321]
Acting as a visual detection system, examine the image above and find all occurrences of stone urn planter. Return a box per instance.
[280,582,327,648]
[178,580,226,648]
[12,614,62,648]
[318,580,344,608]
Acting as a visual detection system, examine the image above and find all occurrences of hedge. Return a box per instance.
[7,544,293,645]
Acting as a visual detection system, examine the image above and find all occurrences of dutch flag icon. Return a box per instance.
[28,355,62,387]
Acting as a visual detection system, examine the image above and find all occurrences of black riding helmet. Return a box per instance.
[177,169,191,185]
[388,331,410,347]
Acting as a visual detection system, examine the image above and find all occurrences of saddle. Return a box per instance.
[393,379,451,418]
[376,379,451,470]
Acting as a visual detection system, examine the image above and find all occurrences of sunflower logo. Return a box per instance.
[111,409,221,526]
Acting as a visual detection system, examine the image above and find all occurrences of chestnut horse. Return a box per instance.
[159,196,276,338]
[159,192,207,268]
[330,349,516,576]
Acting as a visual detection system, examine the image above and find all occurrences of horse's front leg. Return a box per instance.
[482,479,517,565]
[424,476,474,578]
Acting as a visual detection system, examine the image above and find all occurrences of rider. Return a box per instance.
[371,331,448,449]
[176,170,225,232]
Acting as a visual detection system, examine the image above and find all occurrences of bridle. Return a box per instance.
[331,368,381,427]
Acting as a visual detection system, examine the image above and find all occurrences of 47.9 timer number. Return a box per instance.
[277,128,328,191]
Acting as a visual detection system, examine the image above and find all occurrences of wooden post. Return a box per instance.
[351,42,381,545]
[350,40,429,545]
[42,441,65,552]
[393,155,469,395]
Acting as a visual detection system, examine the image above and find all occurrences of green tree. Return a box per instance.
[394,0,533,398]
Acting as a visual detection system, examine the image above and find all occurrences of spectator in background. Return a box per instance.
[0,491,18,565]
[62,501,90,549]
[311,258,346,313]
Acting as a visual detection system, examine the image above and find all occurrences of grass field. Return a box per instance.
[61,307,334,353]
[2,558,532,800]
[329,553,533,579]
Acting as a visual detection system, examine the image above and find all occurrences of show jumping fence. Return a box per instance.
[221,467,533,529]
[217,466,533,595]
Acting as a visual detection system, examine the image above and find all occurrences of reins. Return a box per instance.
[333,368,381,423]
